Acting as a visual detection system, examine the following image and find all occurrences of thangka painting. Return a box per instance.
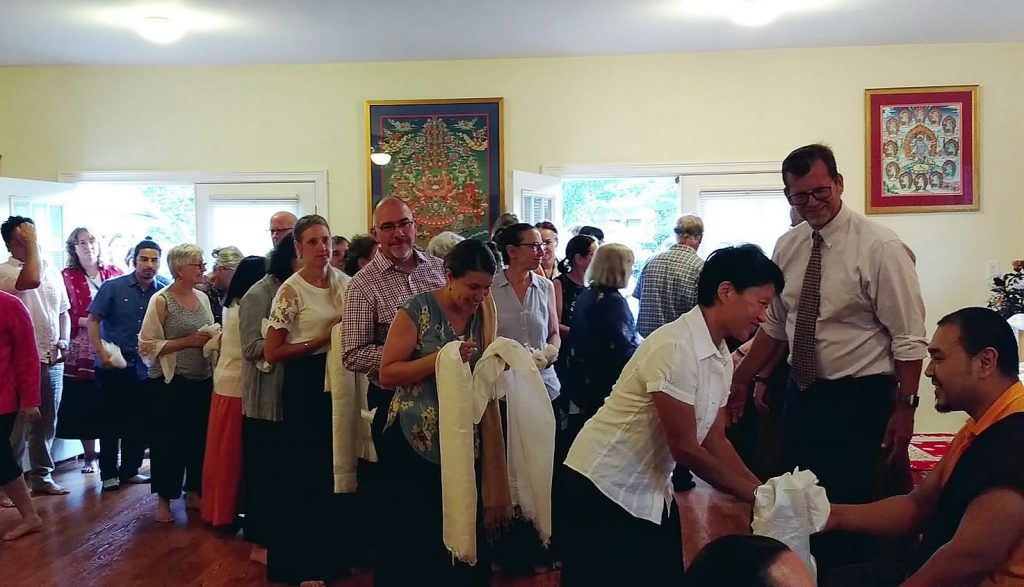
[865,86,979,214]
[366,98,504,246]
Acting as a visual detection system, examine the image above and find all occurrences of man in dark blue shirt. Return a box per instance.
[87,238,169,490]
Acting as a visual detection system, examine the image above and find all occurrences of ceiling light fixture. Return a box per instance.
[732,0,779,26]
[137,16,185,44]
[370,149,392,166]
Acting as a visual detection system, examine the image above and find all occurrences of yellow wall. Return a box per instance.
[2,42,1022,432]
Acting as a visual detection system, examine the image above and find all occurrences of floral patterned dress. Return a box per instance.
[386,291,482,465]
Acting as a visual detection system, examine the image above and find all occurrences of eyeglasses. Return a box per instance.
[187,263,208,269]
[376,219,415,233]
[269,227,294,235]
[514,243,545,252]
[786,186,833,206]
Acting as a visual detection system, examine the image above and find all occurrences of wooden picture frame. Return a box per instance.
[366,98,504,246]
[864,85,979,214]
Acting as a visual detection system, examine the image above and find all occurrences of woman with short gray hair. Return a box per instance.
[139,243,216,523]
[425,230,465,259]
[198,245,243,325]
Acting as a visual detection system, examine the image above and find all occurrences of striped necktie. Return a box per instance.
[791,231,823,390]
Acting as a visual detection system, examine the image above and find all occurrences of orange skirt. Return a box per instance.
[201,393,243,527]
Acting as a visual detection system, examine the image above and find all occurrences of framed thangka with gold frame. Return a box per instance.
[366,98,504,246]
[865,85,979,214]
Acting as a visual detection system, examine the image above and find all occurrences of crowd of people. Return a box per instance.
[0,143,1022,587]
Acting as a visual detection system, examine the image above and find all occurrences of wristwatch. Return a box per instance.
[897,394,920,408]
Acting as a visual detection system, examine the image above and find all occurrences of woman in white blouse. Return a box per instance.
[562,245,784,587]
[263,215,350,587]
[200,255,266,528]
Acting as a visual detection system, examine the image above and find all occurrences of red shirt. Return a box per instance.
[0,291,41,415]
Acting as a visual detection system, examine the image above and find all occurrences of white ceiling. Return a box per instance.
[1,0,1022,66]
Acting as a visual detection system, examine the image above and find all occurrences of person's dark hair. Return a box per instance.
[557,234,595,274]
[577,225,605,242]
[534,220,558,234]
[697,244,785,307]
[332,235,349,246]
[343,234,378,277]
[937,307,1020,378]
[781,143,840,189]
[493,222,536,264]
[686,534,792,586]
[132,236,162,264]
[491,212,519,240]
[267,233,297,283]
[444,239,497,278]
[1,215,34,246]
[293,214,330,243]
[224,256,267,307]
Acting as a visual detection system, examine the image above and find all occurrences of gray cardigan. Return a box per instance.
[239,274,285,421]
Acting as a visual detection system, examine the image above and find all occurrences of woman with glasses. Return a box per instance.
[264,215,352,586]
[58,227,123,475]
[139,244,216,523]
[491,223,561,572]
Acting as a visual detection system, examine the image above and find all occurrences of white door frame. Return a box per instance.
[541,161,781,178]
[57,170,329,216]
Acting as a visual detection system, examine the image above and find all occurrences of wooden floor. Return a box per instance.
[0,458,751,586]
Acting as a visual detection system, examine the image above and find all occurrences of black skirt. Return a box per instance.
[267,352,353,583]
[56,377,104,440]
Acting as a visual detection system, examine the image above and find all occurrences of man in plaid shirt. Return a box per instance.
[633,214,704,338]
[341,197,446,453]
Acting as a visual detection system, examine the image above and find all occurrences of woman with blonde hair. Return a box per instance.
[58,227,123,474]
[139,243,216,523]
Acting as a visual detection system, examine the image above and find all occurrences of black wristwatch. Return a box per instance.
[897,394,920,408]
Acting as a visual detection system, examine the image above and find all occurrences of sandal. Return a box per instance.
[81,463,96,474]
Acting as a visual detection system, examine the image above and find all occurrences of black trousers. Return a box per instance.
[374,423,489,587]
[96,368,152,482]
[0,412,20,485]
[782,374,902,580]
[241,416,283,547]
[561,466,684,587]
[150,376,212,500]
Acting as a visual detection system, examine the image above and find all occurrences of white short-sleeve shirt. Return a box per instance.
[564,306,732,524]
[268,268,349,353]
[0,257,70,362]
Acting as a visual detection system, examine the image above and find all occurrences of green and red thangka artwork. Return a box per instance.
[367,99,504,247]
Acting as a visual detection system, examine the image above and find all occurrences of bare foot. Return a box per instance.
[155,499,173,523]
[299,581,326,587]
[2,515,42,541]
[0,496,13,508]
[184,492,201,511]
[32,483,70,496]
[249,545,268,566]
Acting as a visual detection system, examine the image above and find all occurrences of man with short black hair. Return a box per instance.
[0,215,71,496]
[88,238,170,491]
[687,534,815,587]
[824,307,1024,586]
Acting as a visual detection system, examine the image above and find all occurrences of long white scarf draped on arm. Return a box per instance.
[437,336,555,565]
[328,320,377,493]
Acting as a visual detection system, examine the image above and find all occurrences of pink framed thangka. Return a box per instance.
[864,85,979,214]
[366,98,504,247]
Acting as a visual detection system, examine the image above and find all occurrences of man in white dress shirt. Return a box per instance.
[0,216,71,496]
[562,244,784,587]
[730,144,928,578]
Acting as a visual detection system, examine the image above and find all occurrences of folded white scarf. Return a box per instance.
[437,336,555,564]
[327,317,377,494]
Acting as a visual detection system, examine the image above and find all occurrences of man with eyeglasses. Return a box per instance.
[730,144,927,579]
[268,211,297,250]
[342,197,445,451]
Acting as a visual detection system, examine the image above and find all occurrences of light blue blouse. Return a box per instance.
[491,270,560,400]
